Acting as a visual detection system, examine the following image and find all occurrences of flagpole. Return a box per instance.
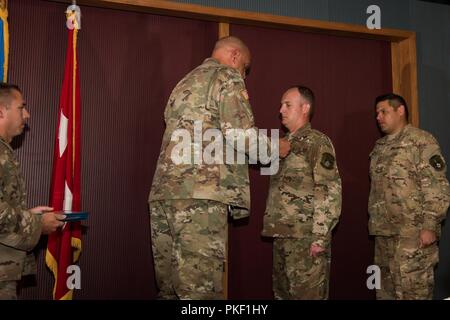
[46,1,82,300]
[72,28,77,174]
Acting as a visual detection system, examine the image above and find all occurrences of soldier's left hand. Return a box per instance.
[309,243,325,257]
[419,229,436,248]
[279,138,290,158]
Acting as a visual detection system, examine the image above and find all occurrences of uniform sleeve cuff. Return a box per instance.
[423,219,437,232]
[311,237,329,248]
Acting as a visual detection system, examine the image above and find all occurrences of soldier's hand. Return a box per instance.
[309,243,325,257]
[279,138,290,158]
[29,206,53,214]
[419,229,436,248]
[41,212,66,235]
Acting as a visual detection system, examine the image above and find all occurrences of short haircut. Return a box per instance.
[0,82,22,109]
[213,36,249,55]
[291,85,315,120]
[375,93,409,121]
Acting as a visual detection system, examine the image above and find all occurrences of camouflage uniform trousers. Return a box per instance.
[374,235,438,300]
[273,238,330,300]
[149,199,227,300]
[0,281,17,300]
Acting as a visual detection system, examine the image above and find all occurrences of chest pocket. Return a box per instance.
[374,143,418,213]
[281,141,314,192]
[372,143,414,181]
[279,142,315,217]
[387,144,416,190]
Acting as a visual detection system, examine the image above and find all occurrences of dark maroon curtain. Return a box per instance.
[228,24,392,300]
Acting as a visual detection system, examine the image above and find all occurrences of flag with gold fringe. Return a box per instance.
[0,0,9,82]
[46,4,82,300]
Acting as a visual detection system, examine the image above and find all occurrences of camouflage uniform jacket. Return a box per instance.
[262,123,342,247]
[149,58,259,219]
[369,124,450,236]
[0,137,42,281]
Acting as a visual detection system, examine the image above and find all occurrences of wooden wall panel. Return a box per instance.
[391,37,419,126]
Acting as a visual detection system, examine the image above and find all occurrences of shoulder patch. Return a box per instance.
[429,155,445,171]
[240,89,249,100]
[320,152,335,170]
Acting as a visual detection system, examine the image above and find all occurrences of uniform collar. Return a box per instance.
[377,124,411,145]
[288,123,311,140]
[203,57,219,65]
[0,136,13,152]
[203,58,243,79]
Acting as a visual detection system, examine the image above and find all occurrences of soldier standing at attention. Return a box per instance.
[0,83,65,299]
[262,86,342,299]
[148,36,290,299]
[369,93,450,299]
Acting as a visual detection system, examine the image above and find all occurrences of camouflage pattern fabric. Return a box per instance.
[369,124,449,236]
[375,235,438,300]
[149,58,269,219]
[0,281,17,300]
[150,199,227,300]
[262,123,341,299]
[273,238,330,300]
[369,124,449,300]
[0,138,41,298]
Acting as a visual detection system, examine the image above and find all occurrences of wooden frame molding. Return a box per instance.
[51,0,419,126]
[391,36,419,126]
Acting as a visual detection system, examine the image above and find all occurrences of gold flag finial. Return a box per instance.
[0,0,7,11]
[66,4,81,30]
[0,1,7,11]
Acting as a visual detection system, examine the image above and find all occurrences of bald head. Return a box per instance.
[213,36,250,57]
[212,36,251,79]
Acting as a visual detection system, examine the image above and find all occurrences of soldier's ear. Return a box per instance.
[230,48,240,64]
[397,105,406,117]
[302,103,311,116]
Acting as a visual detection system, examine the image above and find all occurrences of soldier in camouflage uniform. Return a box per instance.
[0,83,64,299]
[148,36,289,299]
[262,86,342,300]
[369,93,450,300]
